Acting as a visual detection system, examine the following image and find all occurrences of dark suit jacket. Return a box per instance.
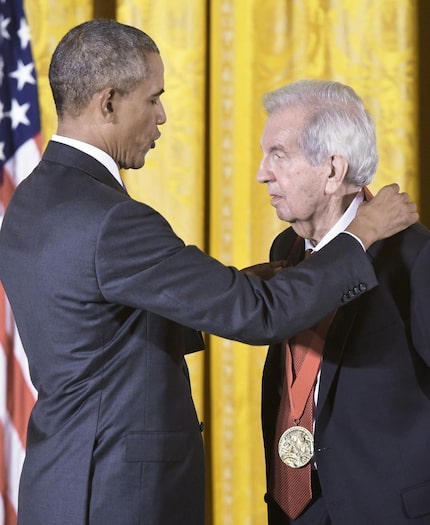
[0,141,377,525]
[262,225,430,524]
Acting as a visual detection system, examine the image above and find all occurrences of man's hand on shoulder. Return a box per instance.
[346,183,418,250]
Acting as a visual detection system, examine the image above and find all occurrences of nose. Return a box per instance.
[256,156,274,184]
[157,101,167,125]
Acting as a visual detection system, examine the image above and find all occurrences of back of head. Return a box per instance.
[49,19,159,119]
[264,79,378,186]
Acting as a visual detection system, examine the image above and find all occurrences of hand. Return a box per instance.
[346,183,419,249]
[241,260,288,280]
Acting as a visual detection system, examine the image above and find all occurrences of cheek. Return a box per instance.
[286,179,318,214]
[126,107,149,133]
[140,116,155,138]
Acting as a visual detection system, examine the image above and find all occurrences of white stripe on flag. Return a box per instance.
[0,344,26,515]
[4,138,41,187]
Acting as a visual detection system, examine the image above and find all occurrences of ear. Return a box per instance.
[98,88,116,122]
[325,154,349,194]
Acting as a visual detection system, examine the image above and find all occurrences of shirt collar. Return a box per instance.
[304,190,365,252]
[51,135,124,188]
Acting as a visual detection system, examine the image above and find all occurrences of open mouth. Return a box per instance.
[270,194,282,205]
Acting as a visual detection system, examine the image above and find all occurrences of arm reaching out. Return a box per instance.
[346,183,418,250]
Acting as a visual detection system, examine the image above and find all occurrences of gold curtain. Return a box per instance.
[24,0,94,145]
[25,1,419,524]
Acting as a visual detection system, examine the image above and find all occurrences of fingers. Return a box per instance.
[375,183,400,196]
[386,182,400,192]
[349,183,419,247]
[397,191,418,215]
[375,184,416,213]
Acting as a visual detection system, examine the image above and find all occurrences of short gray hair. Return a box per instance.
[49,19,160,118]
[263,79,378,186]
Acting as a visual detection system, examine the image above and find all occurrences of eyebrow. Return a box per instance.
[269,144,287,153]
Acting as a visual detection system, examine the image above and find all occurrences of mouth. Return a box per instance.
[269,194,282,206]
[151,133,161,149]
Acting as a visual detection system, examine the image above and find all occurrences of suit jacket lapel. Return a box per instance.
[271,227,380,418]
[316,302,361,416]
[316,243,379,415]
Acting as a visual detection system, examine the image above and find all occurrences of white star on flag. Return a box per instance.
[9,59,35,91]
[17,17,30,49]
[0,14,10,40]
[8,98,30,129]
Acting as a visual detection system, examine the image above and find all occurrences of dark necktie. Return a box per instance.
[270,248,333,519]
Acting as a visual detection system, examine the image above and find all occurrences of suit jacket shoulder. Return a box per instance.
[42,140,126,194]
[270,227,300,262]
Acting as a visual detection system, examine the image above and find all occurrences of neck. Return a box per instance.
[294,191,360,245]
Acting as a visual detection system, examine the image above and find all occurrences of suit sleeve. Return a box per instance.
[95,199,378,345]
[411,240,430,367]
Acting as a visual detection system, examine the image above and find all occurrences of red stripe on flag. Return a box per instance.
[6,357,34,450]
[0,286,34,450]
[34,132,42,154]
[0,172,15,216]
[0,286,12,357]
[4,497,17,525]
[0,422,6,517]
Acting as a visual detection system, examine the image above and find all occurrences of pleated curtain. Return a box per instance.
[24,1,419,523]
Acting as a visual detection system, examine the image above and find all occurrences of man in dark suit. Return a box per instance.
[0,21,417,525]
[258,79,430,524]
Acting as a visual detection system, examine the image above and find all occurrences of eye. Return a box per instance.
[272,151,285,162]
[149,94,162,106]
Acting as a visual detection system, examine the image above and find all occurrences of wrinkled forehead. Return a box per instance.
[261,107,305,150]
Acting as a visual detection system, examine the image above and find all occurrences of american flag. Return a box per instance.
[0,0,40,523]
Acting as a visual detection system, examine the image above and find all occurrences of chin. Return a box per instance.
[122,159,146,170]
[276,209,296,223]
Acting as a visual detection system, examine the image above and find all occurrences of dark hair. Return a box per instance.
[49,19,159,118]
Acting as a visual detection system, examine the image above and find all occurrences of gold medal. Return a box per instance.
[278,426,314,468]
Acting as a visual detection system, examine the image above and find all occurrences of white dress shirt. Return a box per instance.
[51,135,125,188]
